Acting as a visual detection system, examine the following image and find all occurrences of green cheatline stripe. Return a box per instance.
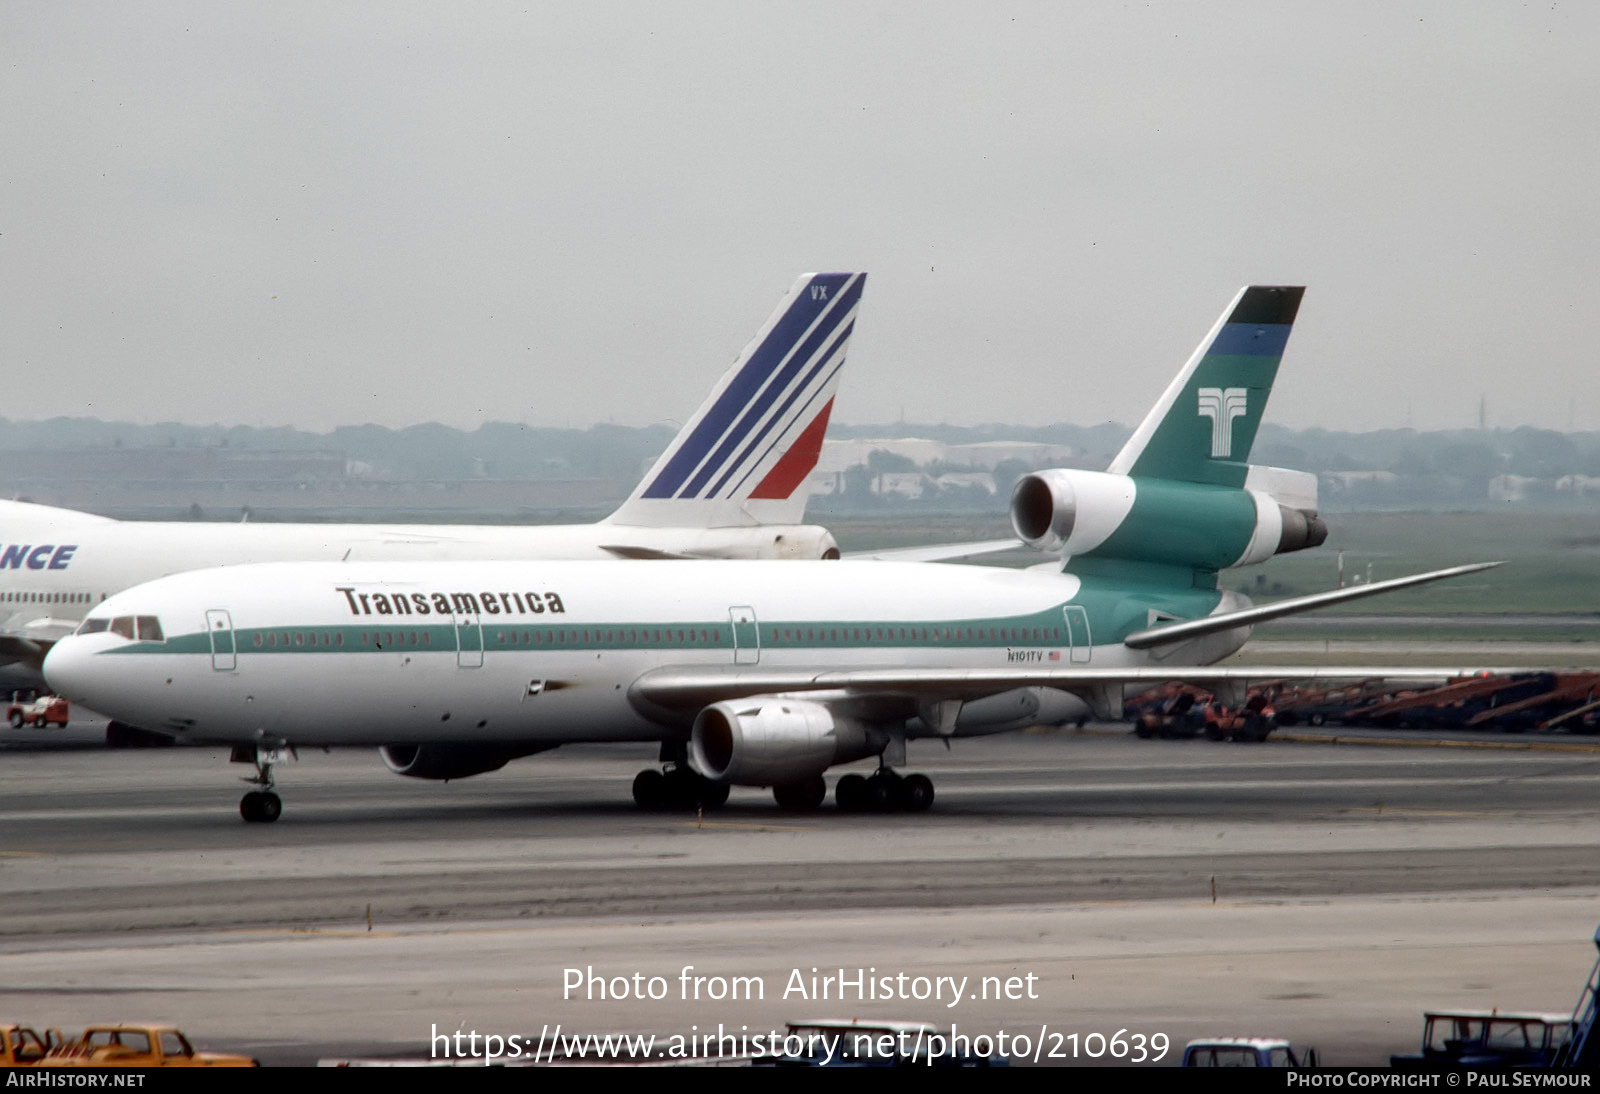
[105,605,1092,656]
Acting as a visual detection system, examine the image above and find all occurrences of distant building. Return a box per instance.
[813,438,1076,475]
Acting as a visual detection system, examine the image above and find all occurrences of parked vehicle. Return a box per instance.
[1203,693,1276,742]
[37,1025,258,1067]
[1134,690,1206,739]
[1389,1011,1572,1070]
[6,695,68,729]
[0,1024,62,1066]
[1181,1038,1318,1067]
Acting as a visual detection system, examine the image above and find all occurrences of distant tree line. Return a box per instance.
[2,416,1598,511]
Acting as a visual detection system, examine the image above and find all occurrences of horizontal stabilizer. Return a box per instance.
[1122,561,1502,651]
[851,539,1025,563]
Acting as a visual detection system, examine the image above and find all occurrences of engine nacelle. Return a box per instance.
[1010,468,1136,557]
[698,526,840,561]
[1010,467,1326,570]
[379,742,555,781]
[768,527,841,561]
[689,699,881,785]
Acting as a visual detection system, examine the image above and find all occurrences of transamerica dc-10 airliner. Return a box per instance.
[41,286,1501,821]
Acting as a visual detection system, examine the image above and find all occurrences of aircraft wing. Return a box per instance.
[848,539,1027,562]
[595,539,1032,562]
[0,633,50,670]
[1123,561,1503,650]
[632,560,1506,722]
[0,613,78,670]
[630,663,1502,724]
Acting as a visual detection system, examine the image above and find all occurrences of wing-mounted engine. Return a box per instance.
[1009,465,1325,570]
[379,742,557,781]
[688,698,885,786]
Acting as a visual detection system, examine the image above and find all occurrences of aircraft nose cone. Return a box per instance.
[42,637,92,703]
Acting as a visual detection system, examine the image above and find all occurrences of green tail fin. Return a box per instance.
[1107,286,1303,487]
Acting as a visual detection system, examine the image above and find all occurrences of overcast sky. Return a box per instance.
[3,3,1595,435]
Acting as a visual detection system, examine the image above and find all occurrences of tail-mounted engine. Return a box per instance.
[1010,466,1326,571]
[689,699,884,786]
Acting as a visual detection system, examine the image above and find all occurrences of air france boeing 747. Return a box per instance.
[1,273,864,680]
[42,286,1499,821]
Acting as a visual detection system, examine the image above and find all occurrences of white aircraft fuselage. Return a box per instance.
[42,558,1243,748]
[0,498,836,640]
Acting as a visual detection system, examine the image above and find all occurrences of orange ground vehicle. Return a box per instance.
[6,695,68,728]
[37,1025,258,1067]
[0,1024,62,1065]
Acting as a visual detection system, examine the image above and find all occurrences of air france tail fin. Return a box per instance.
[1107,286,1303,487]
[605,272,864,528]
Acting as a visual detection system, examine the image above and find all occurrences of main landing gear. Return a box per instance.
[835,768,934,813]
[771,775,827,811]
[632,766,730,811]
[233,744,286,824]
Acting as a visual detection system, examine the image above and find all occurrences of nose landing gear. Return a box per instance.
[233,744,288,823]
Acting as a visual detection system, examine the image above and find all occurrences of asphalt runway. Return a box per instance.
[3,730,1599,1067]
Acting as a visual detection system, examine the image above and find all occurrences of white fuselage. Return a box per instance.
[0,499,836,644]
[42,559,1233,748]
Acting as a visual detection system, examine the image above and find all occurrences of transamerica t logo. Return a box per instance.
[1197,387,1248,458]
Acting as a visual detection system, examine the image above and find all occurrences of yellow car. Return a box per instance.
[38,1025,258,1067]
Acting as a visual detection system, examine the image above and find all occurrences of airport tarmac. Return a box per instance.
[2,731,1599,1066]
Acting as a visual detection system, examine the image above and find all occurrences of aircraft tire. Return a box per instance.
[240,792,262,822]
[659,769,727,810]
[835,774,867,812]
[258,792,282,823]
[865,773,898,812]
[899,774,935,813]
[695,779,730,809]
[773,776,826,811]
[662,770,698,810]
[632,769,666,809]
[8,711,22,728]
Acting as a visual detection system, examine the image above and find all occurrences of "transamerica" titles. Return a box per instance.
[336,587,566,618]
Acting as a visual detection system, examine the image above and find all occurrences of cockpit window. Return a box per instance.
[85,615,165,642]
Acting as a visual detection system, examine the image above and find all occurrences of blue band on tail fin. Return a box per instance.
[1207,323,1293,356]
